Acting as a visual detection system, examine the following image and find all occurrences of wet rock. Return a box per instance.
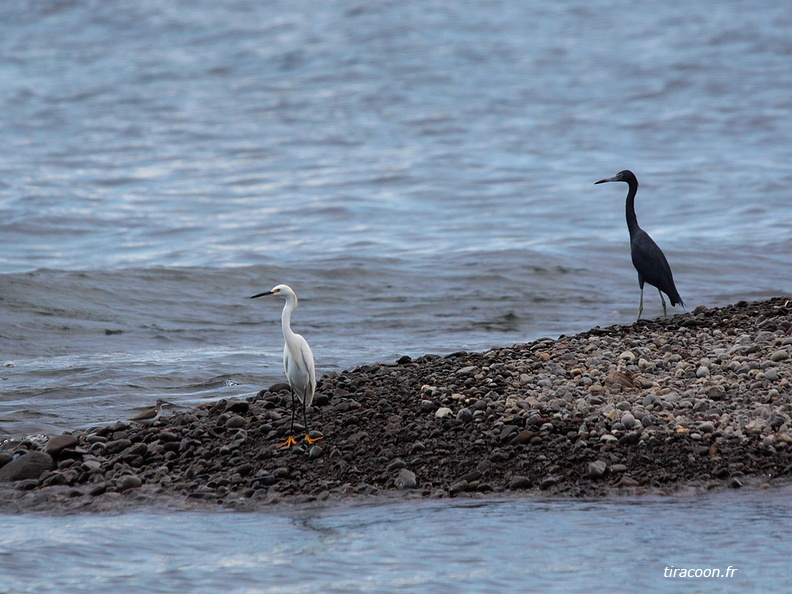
[499,425,520,442]
[116,474,143,491]
[0,452,53,482]
[395,469,417,489]
[510,430,536,445]
[387,458,407,472]
[615,476,639,488]
[4,297,792,511]
[620,413,637,429]
[420,400,438,413]
[0,452,13,469]
[226,415,247,429]
[248,474,277,488]
[619,432,640,445]
[706,385,726,400]
[90,482,108,496]
[104,439,132,454]
[587,460,607,479]
[45,435,79,457]
[225,401,250,414]
[456,408,473,423]
[16,479,39,491]
[509,476,532,490]
[449,480,470,495]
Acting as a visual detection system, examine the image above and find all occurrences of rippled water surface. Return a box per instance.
[3,490,792,592]
[1,0,790,435]
[1,0,791,589]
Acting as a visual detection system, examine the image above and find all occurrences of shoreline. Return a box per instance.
[2,297,791,514]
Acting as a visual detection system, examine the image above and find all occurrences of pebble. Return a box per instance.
[116,475,142,491]
[615,476,639,488]
[2,297,792,511]
[587,461,607,479]
[104,439,132,454]
[420,400,438,412]
[706,385,726,400]
[449,480,470,495]
[456,408,473,423]
[395,469,417,489]
[387,458,407,471]
[225,415,247,429]
[45,435,79,457]
[510,430,535,445]
[509,476,532,490]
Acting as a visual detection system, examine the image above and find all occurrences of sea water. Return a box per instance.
[1,0,791,590]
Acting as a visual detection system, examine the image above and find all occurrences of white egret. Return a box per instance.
[251,284,322,447]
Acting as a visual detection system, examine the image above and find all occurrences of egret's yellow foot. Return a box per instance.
[304,435,324,445]
[279,436,298,448]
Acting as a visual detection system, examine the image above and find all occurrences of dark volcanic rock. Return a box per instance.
[45,435,78,457]
[0,452,53,482]
[2,297,792,512]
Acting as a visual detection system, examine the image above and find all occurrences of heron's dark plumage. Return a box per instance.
[595,170,683,318]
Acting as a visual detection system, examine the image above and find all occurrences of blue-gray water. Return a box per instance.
[1,0,791,590]
[2,490,792,593]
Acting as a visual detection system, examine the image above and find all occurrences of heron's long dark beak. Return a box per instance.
[250,290,275,299]
[595,176,617,184]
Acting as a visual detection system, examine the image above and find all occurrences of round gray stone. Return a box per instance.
[116,474,143,491]
[395,468,417,489]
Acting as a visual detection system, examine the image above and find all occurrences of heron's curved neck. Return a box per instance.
[624,179,640,237]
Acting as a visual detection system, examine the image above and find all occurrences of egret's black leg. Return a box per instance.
[302,400,323,444]
[279,389,298,448]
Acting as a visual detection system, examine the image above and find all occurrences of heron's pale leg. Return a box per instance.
[637,287,644,321]
[658,289,667,317]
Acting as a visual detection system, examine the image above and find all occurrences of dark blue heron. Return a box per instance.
[595,170,684,320]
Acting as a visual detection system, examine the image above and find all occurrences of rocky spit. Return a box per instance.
[2,297,792,513]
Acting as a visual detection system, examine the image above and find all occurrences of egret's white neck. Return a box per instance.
[280,294,298,340]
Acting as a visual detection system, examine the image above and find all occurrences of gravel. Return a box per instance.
[2,297,792,513]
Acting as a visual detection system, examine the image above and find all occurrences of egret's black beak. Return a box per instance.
[250,290,275,299]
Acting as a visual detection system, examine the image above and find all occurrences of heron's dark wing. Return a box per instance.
[631,230,683,305]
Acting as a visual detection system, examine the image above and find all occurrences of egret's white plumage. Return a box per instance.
[251,284,319,447]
